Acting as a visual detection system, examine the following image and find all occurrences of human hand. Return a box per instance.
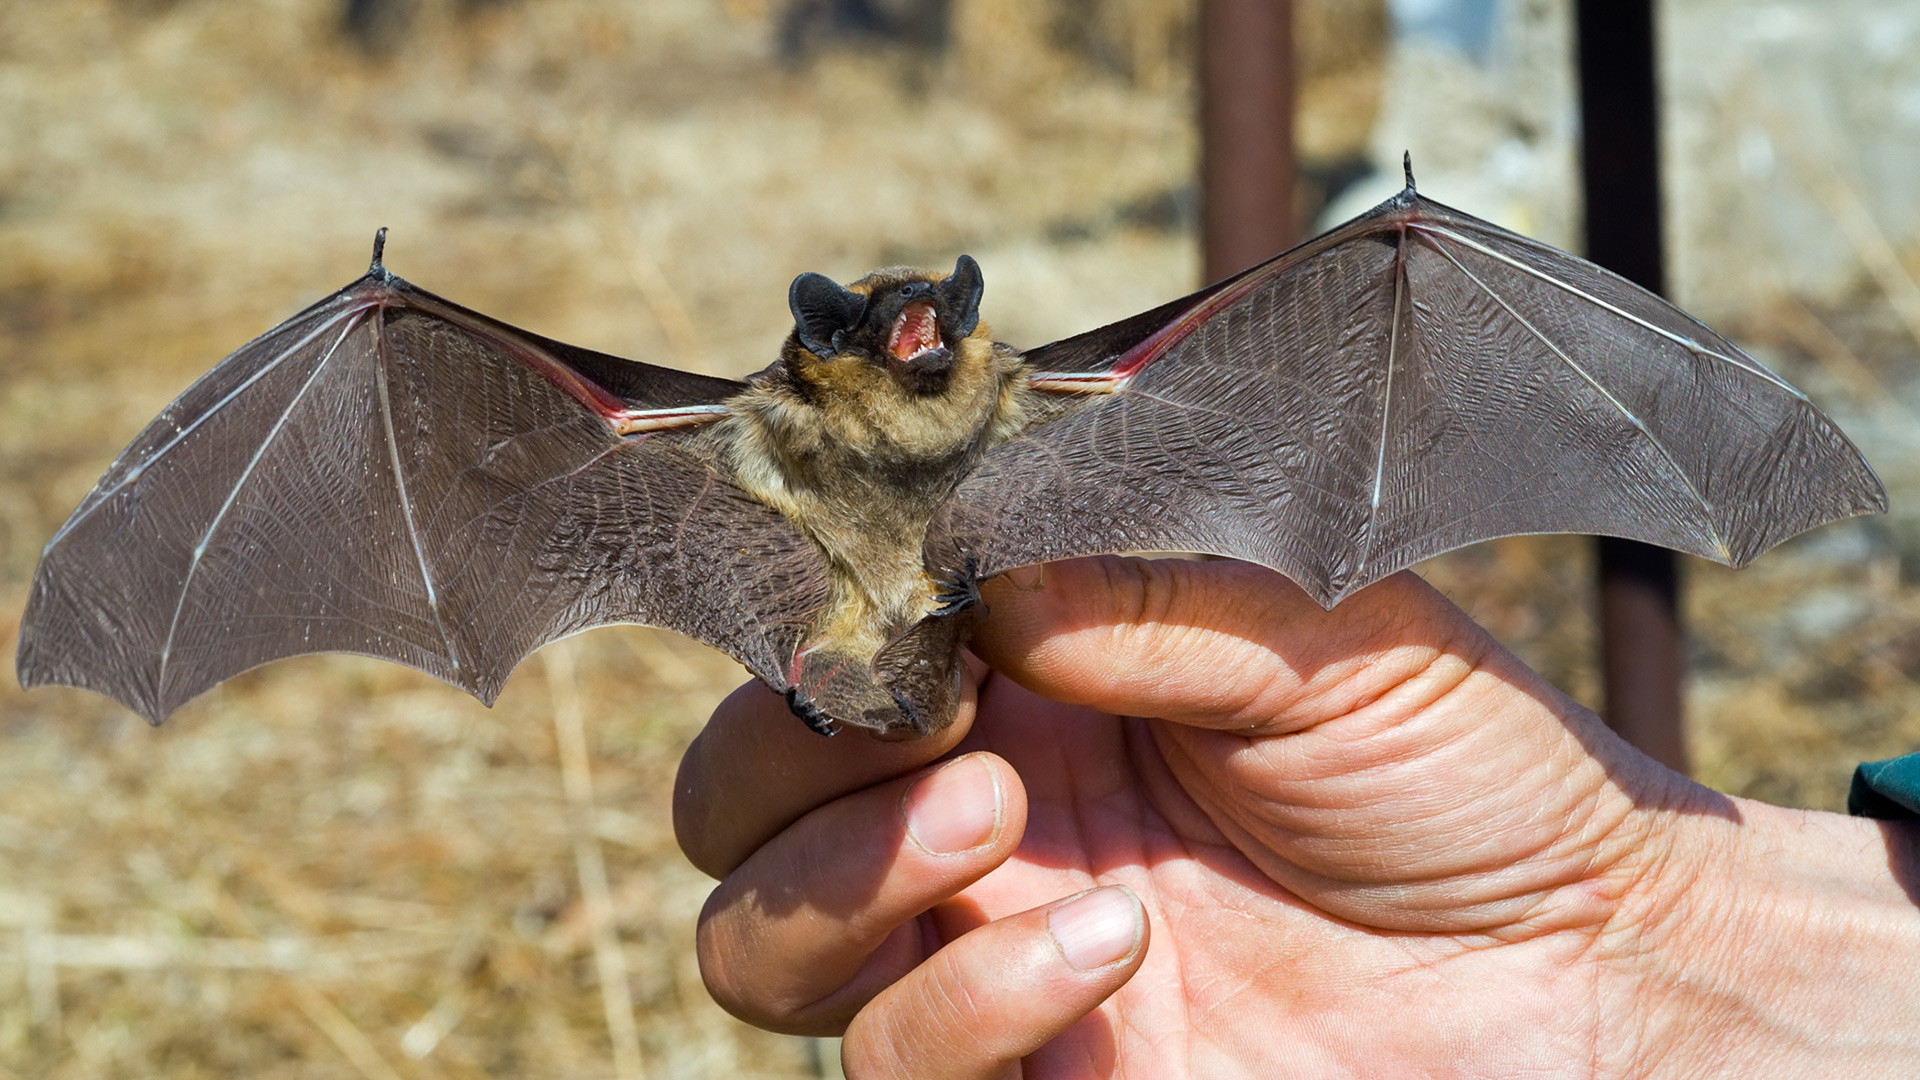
[674,556,1920,1078]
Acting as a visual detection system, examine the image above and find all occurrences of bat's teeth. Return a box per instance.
[890,301,942,361]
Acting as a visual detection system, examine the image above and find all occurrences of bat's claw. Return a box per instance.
[889,692,929,737]
[930,556,986,618]
[783,686,837,737]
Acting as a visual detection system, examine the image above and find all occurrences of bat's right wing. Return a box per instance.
[924,183,1886,609]
[19,256,830,723]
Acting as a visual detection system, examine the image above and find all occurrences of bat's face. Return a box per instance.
[786,255,985,398]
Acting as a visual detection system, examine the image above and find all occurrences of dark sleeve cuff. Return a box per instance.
[1849,754,1920,820]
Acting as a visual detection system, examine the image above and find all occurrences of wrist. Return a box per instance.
[1620,794,1920,1078]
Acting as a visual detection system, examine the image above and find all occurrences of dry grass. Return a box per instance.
[0,2,1202,1075]
[2,1,1918,1077]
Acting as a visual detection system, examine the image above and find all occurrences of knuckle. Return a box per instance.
[1095,558,1279,719]
[693,891,760,1020]
[694,887,802,1029]
[1090,553,1167,629]
[840,934,1015,1078]
[671,749,734,879]
[695,880,883,1036]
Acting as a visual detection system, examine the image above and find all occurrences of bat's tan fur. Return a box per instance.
[722,265,1036,661]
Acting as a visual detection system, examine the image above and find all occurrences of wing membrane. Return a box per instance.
[20,273,830,721]
[929,189,1886,607]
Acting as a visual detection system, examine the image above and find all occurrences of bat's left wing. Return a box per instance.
[923,181,1887,609]
[19,246,831,723]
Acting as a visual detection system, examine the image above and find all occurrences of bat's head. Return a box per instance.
[786,255,986,398]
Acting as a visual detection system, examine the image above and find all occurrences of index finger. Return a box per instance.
[674,665,981,878]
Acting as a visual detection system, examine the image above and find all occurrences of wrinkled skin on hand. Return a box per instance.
[673,557,1920,1080]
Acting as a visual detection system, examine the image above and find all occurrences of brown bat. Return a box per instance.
[16,165,1888,737]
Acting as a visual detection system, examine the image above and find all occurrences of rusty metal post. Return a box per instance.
[1200,0,1297,281]
[1575,0,1688,772]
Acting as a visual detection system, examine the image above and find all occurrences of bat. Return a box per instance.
[16,160,1888,738]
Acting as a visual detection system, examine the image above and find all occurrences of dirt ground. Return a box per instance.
[2,2,1917,1078]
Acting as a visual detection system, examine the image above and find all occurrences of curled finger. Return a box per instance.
[840,885,1149,1080]
[698,751,1028,1034]
[676,666,981,878]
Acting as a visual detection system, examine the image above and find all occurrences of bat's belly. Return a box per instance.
[804,530,939,661]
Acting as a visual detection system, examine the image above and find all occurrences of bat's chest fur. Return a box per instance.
[721,338,1032,659]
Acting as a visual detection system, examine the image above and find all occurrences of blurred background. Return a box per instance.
[2,0,1918,1076]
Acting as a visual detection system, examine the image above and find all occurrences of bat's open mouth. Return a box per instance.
[885,299,953,395]
[889,301,943,362]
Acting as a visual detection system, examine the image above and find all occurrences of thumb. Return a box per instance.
[971,556,1499,734]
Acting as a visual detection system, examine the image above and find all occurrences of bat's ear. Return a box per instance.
[789,272,868,357]
[938,254,984,340]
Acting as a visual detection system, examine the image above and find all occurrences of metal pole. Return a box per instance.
[1575,0,1688,772]
[1200,0,1297,282]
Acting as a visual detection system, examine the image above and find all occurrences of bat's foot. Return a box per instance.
[783,686,837,737]
[889,692,929,737]
[931,556,986,618]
